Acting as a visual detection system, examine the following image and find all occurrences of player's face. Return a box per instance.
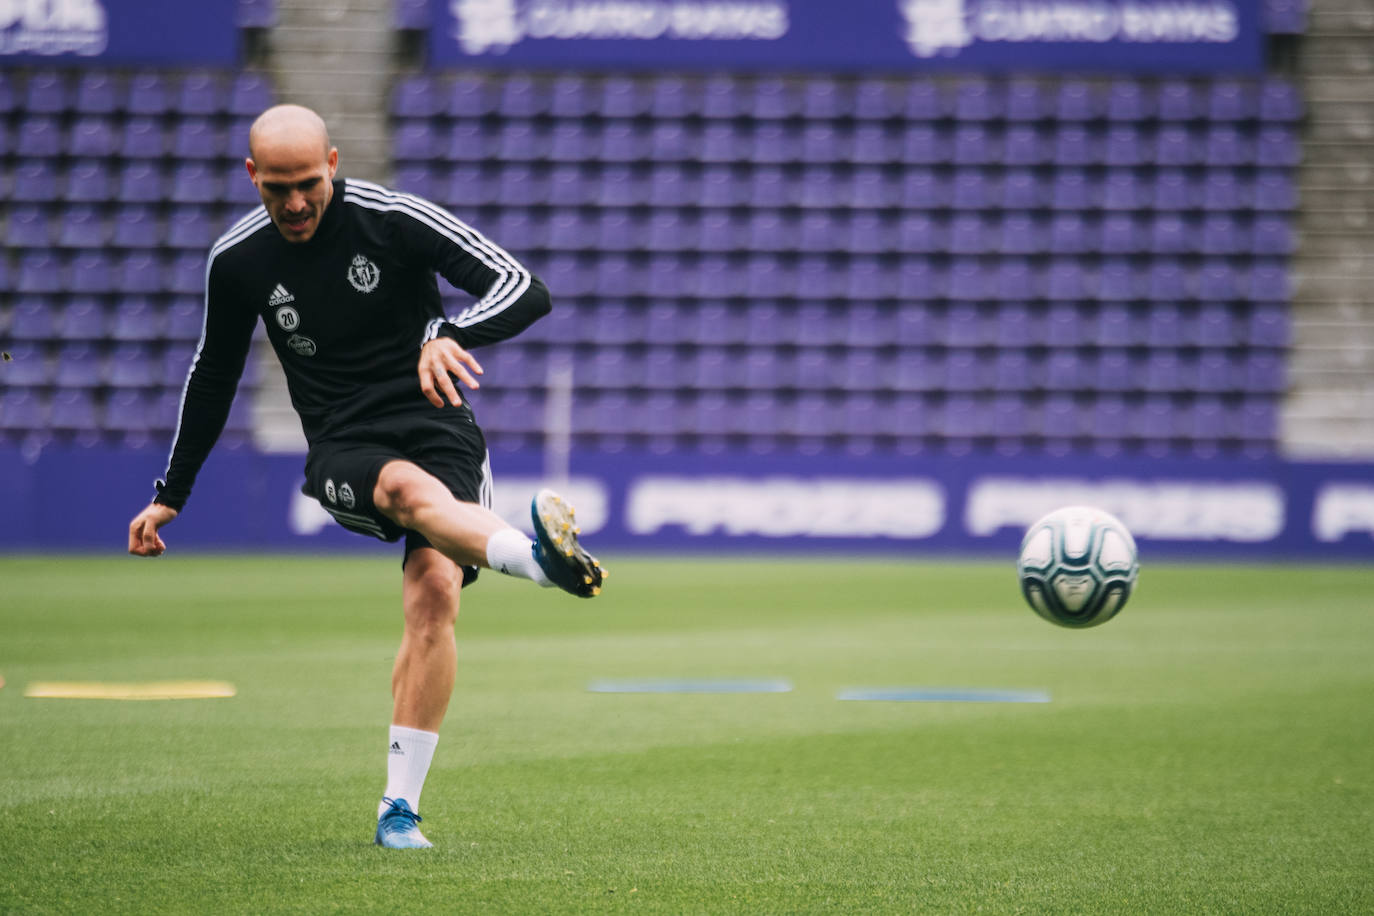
[246,142,338,243]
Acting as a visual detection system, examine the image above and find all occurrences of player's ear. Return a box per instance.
[245,157,258,182]
[327,147,339,178]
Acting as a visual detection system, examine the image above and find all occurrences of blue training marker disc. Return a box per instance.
[836,687,1051,703]
[588,679,794,694]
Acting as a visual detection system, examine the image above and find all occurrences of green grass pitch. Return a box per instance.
[2,554,1371,914]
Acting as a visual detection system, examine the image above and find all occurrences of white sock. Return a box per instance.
[486,527,553,587]
[379,725,439,817]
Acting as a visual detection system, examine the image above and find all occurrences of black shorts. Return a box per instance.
[302,411,492,585]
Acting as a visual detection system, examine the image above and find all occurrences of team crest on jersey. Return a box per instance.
[347,254,381,293]
[325,479,337,504]
[339,482,356,509]
[287,334,317,356]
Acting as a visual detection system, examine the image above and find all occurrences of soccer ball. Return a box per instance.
[1017,506,1139,628]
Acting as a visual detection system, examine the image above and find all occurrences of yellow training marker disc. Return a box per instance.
[24,681,236,700]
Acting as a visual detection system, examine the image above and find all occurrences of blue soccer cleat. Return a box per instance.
[374,797,432,849]
[531,489,606,598]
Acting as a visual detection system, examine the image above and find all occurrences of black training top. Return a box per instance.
[153,177,551,512]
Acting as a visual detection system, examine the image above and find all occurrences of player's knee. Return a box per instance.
[404,558,461,635]
[374,462,433,527]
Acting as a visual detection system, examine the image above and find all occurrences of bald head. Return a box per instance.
[245,104,339,243]
[248,104,332,162]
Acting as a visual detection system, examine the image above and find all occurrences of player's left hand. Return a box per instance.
[419,338,483,408]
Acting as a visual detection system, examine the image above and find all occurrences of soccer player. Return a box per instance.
[126,104,606,849]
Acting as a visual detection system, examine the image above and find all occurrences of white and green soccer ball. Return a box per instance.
[1017,506,1139,628]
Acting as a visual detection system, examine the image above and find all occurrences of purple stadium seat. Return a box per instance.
[1049,213,1093,253]
[166,299,204,341]
[1259,81,1303,122]
[1152,170,1196,210]
[67,252,116,295]
[54,339,105,386]
[1102,170,1147,210]
[947,261,987,302]
[1100,214,1145,254]
[1044,260,1086,301]
[1054,81,1099,121]
[847,213,893,256]
[67,116,119,158]
[110,205,163,249]
[1201,171,1245,210]
[64,159,116,204]
[1197,303,1239,347]
[166,205,222,250]
[172,117,227,160]
[801,77,847,119]
[1000,214,1045,256]
[73,71,120,114]
[120,117,167,159]
[1196,261,1242,302]
[1207,82,1255,121]
[948,215,991,255]
[5,205,51,248]
[1145,303,1192,348]
[852,124,897,165]
[900,168,943,209]
[901,125,948,165]
[237,0,278,28]
[394,120,441,162]
[745,305,787,347]
[1002,125,1050,166]
[2,344,51,386]
[1244,351,1286,393]
[1094,306,1135,348]
[854,79,897,120]
[392,76,439,120]
[1195,352,1234,393]
[1157,81,1201,121]
[106,342,161,386]
[1095,260,1138,302]
[953,125,999,164]
[1146,260,1189,303]
[49,387,101,434]
[170,162,219,205]
[1204,125,1251,166]
[897,259,946,301]
[1149,214,1195,255]
[228,72,274,117]
[1049,126,1093,167]
[1001,169,1045,210]
[1154,126,1198,166]
[954,81,1002,120]
[498,76,545,118]
[1251,215,1295,255]
[55,298,104,340]
[1252,171,1297,210]
[179,71,226,116]
[993,261,1039,302]
[951,169,992,210]
[1105,81,1153,121]
[9,299,54,341]
[56,204,108,248]
[902,81,944,120]
[647,75,694,119]
[1005,81,1046,121]
[601,76,649,118]
[16,252,62,294]
[126,71,172,116]
[798,123,840,163]
[118,253,164,295]
[23,70,68,114]
[1049,169,1096,210]
[15,115,63,158]
[1103,125,1147,166]
[1200,214,1245,255]
[1256,126,1300,166]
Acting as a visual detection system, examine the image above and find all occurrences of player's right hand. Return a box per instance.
[128,502,179,557]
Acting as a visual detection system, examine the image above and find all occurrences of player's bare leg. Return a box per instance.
[372,460,605,596]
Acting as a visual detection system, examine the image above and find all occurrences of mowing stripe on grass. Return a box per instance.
[837,687,1051,703]
[24,681,237,700]
[588,678,793,694]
